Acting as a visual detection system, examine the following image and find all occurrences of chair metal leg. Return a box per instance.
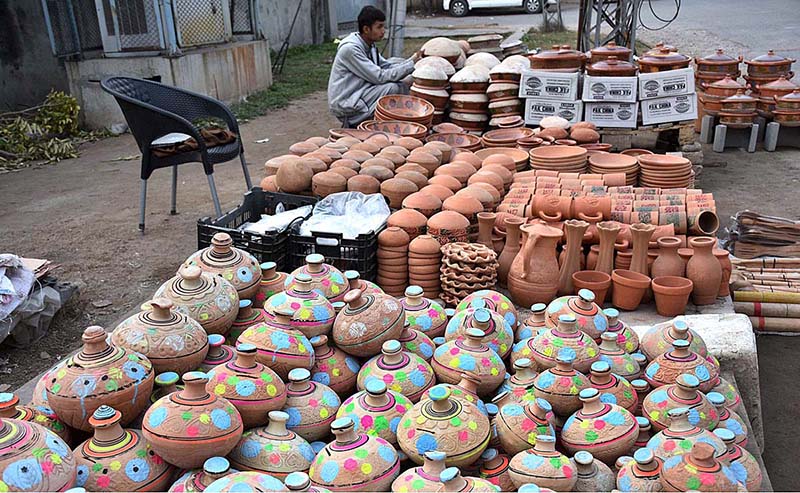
[139,178,148,233]
[170,165,178,215]
[207,174,223,217]
[240,153,253,190]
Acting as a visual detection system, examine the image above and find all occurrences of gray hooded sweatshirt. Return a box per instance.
[327,32,415,121]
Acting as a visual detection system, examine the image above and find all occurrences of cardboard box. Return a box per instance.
[640,93,698,125]
[519,70,581,101]
[582,76,638,102]
[584,102,639,128]
[638,68,696,100]
[524,99,584,125]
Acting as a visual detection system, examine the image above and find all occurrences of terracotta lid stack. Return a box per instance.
[408,236,444,299]
[377,226,410,297]
[439,242,499,306]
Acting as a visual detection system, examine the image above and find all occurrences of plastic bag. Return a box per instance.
[299,192,390,239]
[241,205,313,235]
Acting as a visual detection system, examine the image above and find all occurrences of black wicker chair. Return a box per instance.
[101,76,252,232]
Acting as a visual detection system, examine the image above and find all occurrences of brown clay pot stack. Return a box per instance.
[439,242,499,306]
[409,234,445,299]
[377,226,411,297]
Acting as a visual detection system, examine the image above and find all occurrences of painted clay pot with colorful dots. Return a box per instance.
[616,448,664,492]
[445,307,514,359]
[597,332,640,381]
[74,405,174,491]
[631,379,651,415]
[659,442,739,492]
[709,375,744,415]
[112,298,209,375]
[438,466,498,492]
[286,254,349,303]
[644,340,719,393]
[0,392,70,445]
[286,471,331,492]
[507,434,576,491]
[646,407,726,461]
[485,403,501,451]
[206,344,287,429]
[632,416,653,453]
[431,328,507,397]
[478,448,514,492]
[640,319,708,361]
[254,262,288,309]
[603,308,639,353]
[587,361,637,413]
[497,358,538,405]
[401,286,448,338]
[397,323,436,362]
[357,340,435,403]
[509,336,539,372]
[332,289,405,358]
[228,410,315,479]
[336,380,412,446]
[520,303,547,342]
[237,307,315,380]
[308,417,400,492]
[154,265,239,335]
[198,335,236,372]
[714,428,762,492]
[560,388,638,465]
[531,350,589,416]
[530,314,600,373]
[517,484,556,493]
[397,385,490,468]
[283,368,341,442]
[309,335,360,398]
[168,456,235,492]
[127,372,185,430]
[707,392,747,447]
[573,450,615,492]
[643,374,718,431]
[390,450,447,493]
[345,270,384,297]
[494,396,556,455]
[185,233,262,300]
[418,372,488,416]
[45,326,155,433]
[0,416,77,492]
[204,471,286,492]
[456,290,520,333]
[31,365,54,407]
[228,300,266,345]
[545,289,608,341]
[142,371,244,469]
[264,273,335,339]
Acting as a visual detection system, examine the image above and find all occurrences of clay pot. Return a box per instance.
[382,178,419,209]
[533,194,571,222]
[456,290,520,333]
[532,351,589,415]
[421,184,456,202]
[617,448,664,492]
[237,308,315,380]
[345,270,384,296]
[651,237,685,278]
[444,306,514,358]
[508,222,563,306]
[309,334,360,398]
[155,265,239,335]
[329,167,358,180]
[508,435,577,491]
[588,360,637,413]
[389,208,429,239]
[437,467,498,492]
[603,307,638,354]
[283,368,341,442]
[431,328,507,396]
[597,332,640,382]
[685,237,723,306]
[561,388,637,465]
[515,302,547,343]
[646,407,726,460]
[545,289,608,340]
[356,340,435,402]
[263,272,336,338]
[287,254,350,304]
[688,209,719,236]
[197,334,236,372]
[0,392,71,444]
[652,276,694,317]
[332,289,405,357]
[714,428,762,491]
[497,358,539,400]
[403,192,442,218]
[494,397,556,454]
[348,175,381,194]
[186,232,262,300]
[418,372,488,417]
[714,249,732,298]
[640,319,707,361]
[443,195,483,239]
[401,286,448,338]
[707,392,748,447]
[204,470,285,491]
[312,172,347,197]
[557,220,590,295]
[644,340,719,393]
[572,450,615,492]
[167,456,234,491]
[497,216,524,287]
[643,373,719,433]
[427,211,470,245]
[277,159,314,193]
[611,269,650,311]
[229,299,266,343]
[531,314,600,373]
[572,271,612,304]
[478,448,515,492]
[0,416,77,491]
[336,379,412,447]
[143,371,243,469]
[477,212,496,250]
[390,450,448,492]
[660,442,738,492]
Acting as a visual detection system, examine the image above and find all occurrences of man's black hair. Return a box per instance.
[358,6,386,34]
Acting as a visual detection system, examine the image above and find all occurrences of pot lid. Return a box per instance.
[760,75,799,91]
[748,50,795,65]
[698,49,740,63]
[645,42,677,55]
[709,75,745,91]
[778,89,800,103]
[722,89,757,104]
[588,56,637,74]
[639,47,691,65]
[413,65,448,81]
[533,44,585,61]
[590,41,632,56]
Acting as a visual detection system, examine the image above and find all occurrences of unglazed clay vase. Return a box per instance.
[456,290,521,333]
[561,388,638,465]
[0,416,77,492]
[398,323,436,362]
[714,428,762,492]
[309,335,360,398]
[264,273,335,339]
[286,471,332,492]
[237,307,315,380]
[286,254,349,303]
[228,410,315,479]
[707,392,747,447]
[445,306,514,359]
[629,223,656,301]
[616,448,664,492]
[282,368,340,442]
[686,237,722,306]
[400,286,448,338]
[431,328,507,397]
[508,222,563,307]
[254,262,288,309]
[198,334,235,372]
[573,450,615,492]
[336,380,412,446]
[558,220,590,296]
[532,351,589,416]
[497,217,524,287]
[478,448,514,492]
[308,417,400,492]
[0,392,70,444]
[588,360,637,413]
[203,471,285,491]
[595,221,621,275]
[397,385,490,468]
[642,374,718,431]
[75,405,174,491]
[545,289,608,340]
[185,232,262,300]
[143,371,243,469]
[45,326,155,432]
[644,340,719,393]
[652,237,685,278]
[391,450,447,492]
[530,314,600,373]
[494,397,556,454]
[228,299,267,345]
[598,332,640,381]
[507,435,576,491]
[357,340,435,402]
[603,308,639,353]
[659,442,738,492]
[168,456,235,492]
[332,289,405,357]
[206,344,287,429]
[646,407,726,460]
[112,298,209,375]
[154,265,239,335]
[438,466,498,492]
[640,319,707,361]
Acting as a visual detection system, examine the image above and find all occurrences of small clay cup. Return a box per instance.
[572,270,612,304]
[651,276,693,317]
[611,269,651,311]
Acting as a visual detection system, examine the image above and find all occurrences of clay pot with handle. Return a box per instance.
[508,222,563,306]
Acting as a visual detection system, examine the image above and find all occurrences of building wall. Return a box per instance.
[258,0,330,48]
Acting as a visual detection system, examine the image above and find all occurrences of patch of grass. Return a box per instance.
[521,28,650,54]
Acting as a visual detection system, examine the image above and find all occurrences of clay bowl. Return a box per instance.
[329,128,396,141]
[530,144,587,162]
[579,143,613,152]
[651,276,694,317]
[588,152,638,170]
[620,148,654,157]
[432,122,465,134]
[475,147,529,170]
[376,94,435,121]
[361,120,428,140]
[482,127,535,146]
[426,132,483,151]
[572,270,612,304]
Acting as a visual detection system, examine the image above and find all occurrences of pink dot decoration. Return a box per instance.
[458,430,469,442]
[407,429,415,439]
[559,377,572,387]
[186,426,199,437]
[383,374,394,384]
[361,415,374,428]
[481,358,491,367]
[594,420,606,430]
[290,302,301,310]
[344,458,358,471]
[562,466,573,478]
[269,454,281,465]
[395,405,406,413]
[309,398,318,407]
[450,348,460,355]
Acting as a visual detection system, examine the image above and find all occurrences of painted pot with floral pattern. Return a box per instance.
[168,456,235,492]
[419,372,488,416]
[45,326,155,433]
[439,466,498,492]
[445,306,514,359]
[357,340,435,403]
[644,340,718,393]
[602,308,639,354]
[456,290,520,334]
[400,286,448,338]
[204,471,286,492]
[0,416,77,492]
[345,271,384,297]
[142,371,244,469]
[431,328,507,397]
[390,450,447,493]
[507,434,577,491]
[285,471,331,492]
[112,298,209,375]
[518,303,547,342]
[228,410,315,479]
[707,392,747,447]
[0,392,70,445]
[588,360,637,413]
[497,358,538,404]
[659,442,738,492]
[573,450,615,492]
[597,332,640,381]
[308,417,400,492]
[228,300,266,345]
[478,448,514,492]
[283,368,341,442]
[530,314,600,373]
[198,335,236,372]
[237,307,315,380]
[254,262,288,309]
[714,428,762,492]
[264,273,335,339]
[309,335,360,398]
[336,380,412,446]
[74,405,174,491]
[616,448,664,492]
[332,289,405,358]
[545,289,608,340]
[643,374,718,431]
[640,319,707,361]
[185,232,262,300]
[531,350,589,416]
[206,344,287,429]
[494,397,556,454]
[645,407,726,460]
[286,254,349,303]
[397,385,490,468]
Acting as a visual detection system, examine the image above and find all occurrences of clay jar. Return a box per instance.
[286,254,350,303]
[254,262,288,309]
[227,410,315,479]
[357,340,435,402]
[588,360,638,413]
[143,371,244,469]
[263,273,335,339]
[228,299,267,344]
[597,332,640,381]
[309,335,360,398]
[573,450,615,492]
[45,326,155,432]
[644,339,719,392]
[508,222,563,306]
[198,334,236,372]
[397,385,490,467]
[400,286,448,338]
[616,448,664,492]
[456,290,521,334]
[497,216,524,287]
[652,237,685,278]
[391,450,448,492]
[508,434,577,491]
[641,319,707,362]
[445,306,514,358]
[0,416,77,492]
[75,405,174,491]
[545,289,608,340]
[345,270,384,296]
[660,442,739,492]
[168,456,234,492]
[478,448,515,492]
[518,303,547,342]
[389,209,429,239]
[531,314,600,373]
[155,265,239,335]
[308,417,399,491]
[332,289,405,357]
[185,232,262,300]
[236,307,315,380]
[204,470,286,491]
[431,328,507,397]
[603,308,639,353]
[286,470,332,492]
[427,211,470,245]
[205,343,287,429]
[645,407,726,460]
[686,237,722,305]
[714,249,732,297]
[532,351,589,416]
[0,392,71,444]
[112,298,209,375]
[715,428,762,492]
[494,397,556,454]
[283,368,341,442]
[498,358,539,401]
[438,466,498,492]
[707,392,748,446]
[418,372,488,416]
[336,379,412,446]
[642,374,718,431]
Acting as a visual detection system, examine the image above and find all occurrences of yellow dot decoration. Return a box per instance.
[109,460,122,471]
[332,369,340,376]
[214,384,226,395]
[320,408,329,419]
[468,421,477,431]
[267,384,277,396]
[361,463,372,474]
[416,416,427,424]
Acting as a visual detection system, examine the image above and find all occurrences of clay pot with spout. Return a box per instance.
[497,216,524,287]
[236,307,315,380]
[508,222,563,306]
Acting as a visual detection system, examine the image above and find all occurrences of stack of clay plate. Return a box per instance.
[359,120,427,140]
[377,226,411,297]
[637,154,694,188]
[529,145,588,173]
[408,234,444,299]
[501,39,527,57]
[475,147,529,172]
[411,64,450,125]
[376,94,435,128]
[425,132,482,152]
[467,34,504,59]
[439,242,498,306]
[588,152,639,186]
[486,62,526,126]
[481,127,535,148]
[448,66,491,134]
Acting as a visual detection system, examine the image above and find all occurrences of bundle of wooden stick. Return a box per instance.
[728,211,800,259]
[732,257,800,333]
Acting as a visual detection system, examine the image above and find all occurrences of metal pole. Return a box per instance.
[389,0,406,59]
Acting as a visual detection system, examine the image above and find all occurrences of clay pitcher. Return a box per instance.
[557,219,590,295]
[508,222,563,306]
[595,221,620,275]
[497,216,524,287]
[686,237,722,305]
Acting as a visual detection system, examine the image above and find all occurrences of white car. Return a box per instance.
[443,0,543,17]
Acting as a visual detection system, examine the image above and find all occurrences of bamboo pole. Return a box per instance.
[748,316,800,333]
[734,301,800,318]
[734,290,800,303]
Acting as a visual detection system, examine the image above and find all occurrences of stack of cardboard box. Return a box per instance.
[638,68,698,125]
[519,71,583,126]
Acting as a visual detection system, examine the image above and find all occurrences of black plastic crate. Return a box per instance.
[289,225,385,282]
[197,188,318,271]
